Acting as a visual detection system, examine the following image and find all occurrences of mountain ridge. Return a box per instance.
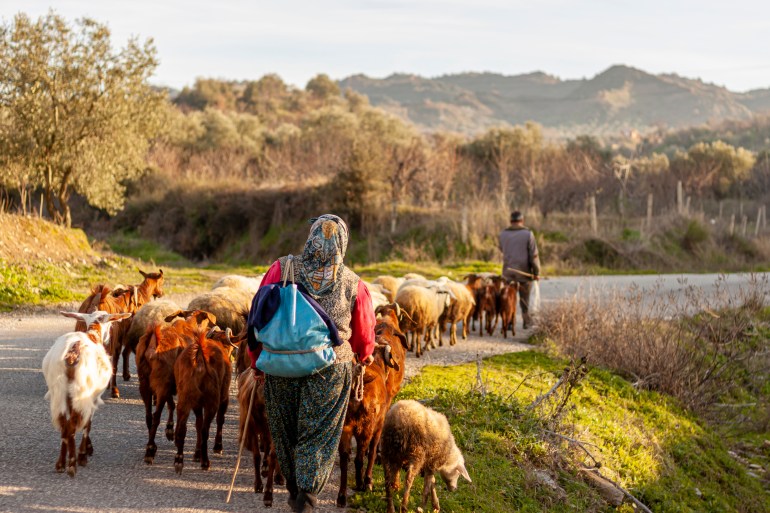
[338,65,770,137]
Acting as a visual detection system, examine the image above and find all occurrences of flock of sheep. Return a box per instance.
[40,268,521,512]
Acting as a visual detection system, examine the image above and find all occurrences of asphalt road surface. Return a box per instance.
[0,272,766,512]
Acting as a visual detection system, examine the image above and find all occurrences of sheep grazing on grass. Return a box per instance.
[43,311,132,477]
[212,274,263,296]
[381,400,471,513]
[187,286,252,334]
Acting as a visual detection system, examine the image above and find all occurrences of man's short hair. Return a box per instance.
[510,211,523,222]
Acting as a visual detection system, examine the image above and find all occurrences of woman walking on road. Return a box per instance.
[248,214,375,512]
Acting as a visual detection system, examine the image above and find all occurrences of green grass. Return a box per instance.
[346,352,769,513]
[106,231,191,266]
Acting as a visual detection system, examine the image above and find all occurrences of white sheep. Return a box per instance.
[373,275,405,303]
[43,311,132,477]
[381,399,471,513]
[395,285,451,357]
[187,286,252,334]
[212,274,263,296]
[363,281,390,311]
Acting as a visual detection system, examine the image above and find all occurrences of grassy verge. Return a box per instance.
[348,352,769,513]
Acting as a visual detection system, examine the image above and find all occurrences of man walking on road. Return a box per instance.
[499,211,541,329]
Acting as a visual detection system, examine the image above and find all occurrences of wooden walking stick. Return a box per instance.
[226,372,259,503]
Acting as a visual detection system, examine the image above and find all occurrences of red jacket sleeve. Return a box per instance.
[250,261,282,369]
[349,280,376,361]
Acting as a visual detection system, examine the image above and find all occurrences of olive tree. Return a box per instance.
[0,12,166,226]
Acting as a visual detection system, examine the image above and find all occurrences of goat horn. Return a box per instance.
[394,303,401,318]
[226,327,233,343]
[206,326,221,337]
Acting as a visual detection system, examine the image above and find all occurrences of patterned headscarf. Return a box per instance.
[297,214,349,296]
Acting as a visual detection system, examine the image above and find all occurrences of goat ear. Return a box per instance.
[138,269,148,278]
[103,312,131,323]
[158,269,163,276]
[60,311,83,321]
[396,332,408,350]
[164,310,185,323]
[459,463,471,483]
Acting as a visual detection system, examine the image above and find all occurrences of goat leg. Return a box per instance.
[337,426,352,507]
[364,430,381,492]
[122,343,132,381]
[110,346,121,398]
[145,395,167,464]
[193,409,203,462]
[165,396,176,441]
[174,407,190,474]
[253,445,263,493]
[263,442,277,507]
[199,408,216,470]
[56,417,67,473]
[213,398,227,454]
[78,418,92,466]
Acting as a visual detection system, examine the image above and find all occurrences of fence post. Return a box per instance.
[756,208,763,238]
[741,215,748,236]
[676,181,683,215]
[684,196,691,216]
[719,200,723,221]
[589,195,598,235]
[461,206,468,245]
[646,193,653,234]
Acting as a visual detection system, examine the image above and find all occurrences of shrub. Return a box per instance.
[536,275,770,416]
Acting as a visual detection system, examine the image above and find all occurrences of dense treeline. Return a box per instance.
[1,13,769,266]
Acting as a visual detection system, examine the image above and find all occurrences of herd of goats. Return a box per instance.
[41,268,520,512]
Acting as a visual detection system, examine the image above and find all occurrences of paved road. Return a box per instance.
[0,308,530,513]
[1,272,766,513]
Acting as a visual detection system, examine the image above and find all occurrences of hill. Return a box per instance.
[339,65,770,137]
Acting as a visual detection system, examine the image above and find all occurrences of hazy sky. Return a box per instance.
[8,0,770,92]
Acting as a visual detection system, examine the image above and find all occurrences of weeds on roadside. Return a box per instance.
[537,274,770,422]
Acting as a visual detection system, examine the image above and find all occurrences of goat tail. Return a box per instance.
[190,341,210,376]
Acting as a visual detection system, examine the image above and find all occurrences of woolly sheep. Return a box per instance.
[187,286,252,334]
[402,273,426,281]
[212,274,263,296]
[363,281,390,311]
[394,285,450,357]
[436,277,476,346]
[43,311,132,476]
[372,276,404,303]
[381,400,471,513]
[124,299,183,356]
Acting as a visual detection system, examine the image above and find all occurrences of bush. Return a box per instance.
[536,275,770,416]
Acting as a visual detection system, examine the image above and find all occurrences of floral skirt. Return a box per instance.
[265,362,352,495]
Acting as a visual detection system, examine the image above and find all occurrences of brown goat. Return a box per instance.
[114,269,165,383]
[237,369,282,507]
[463,274,485,333]
[477,282,498,337]
[173,328,235,473]
[337,343,401,507]
[499,281,519,339]
[75,269,164,397]
[375,314,408,402]
[136,310,216,465]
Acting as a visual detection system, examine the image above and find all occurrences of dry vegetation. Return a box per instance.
[537,275,770,420]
